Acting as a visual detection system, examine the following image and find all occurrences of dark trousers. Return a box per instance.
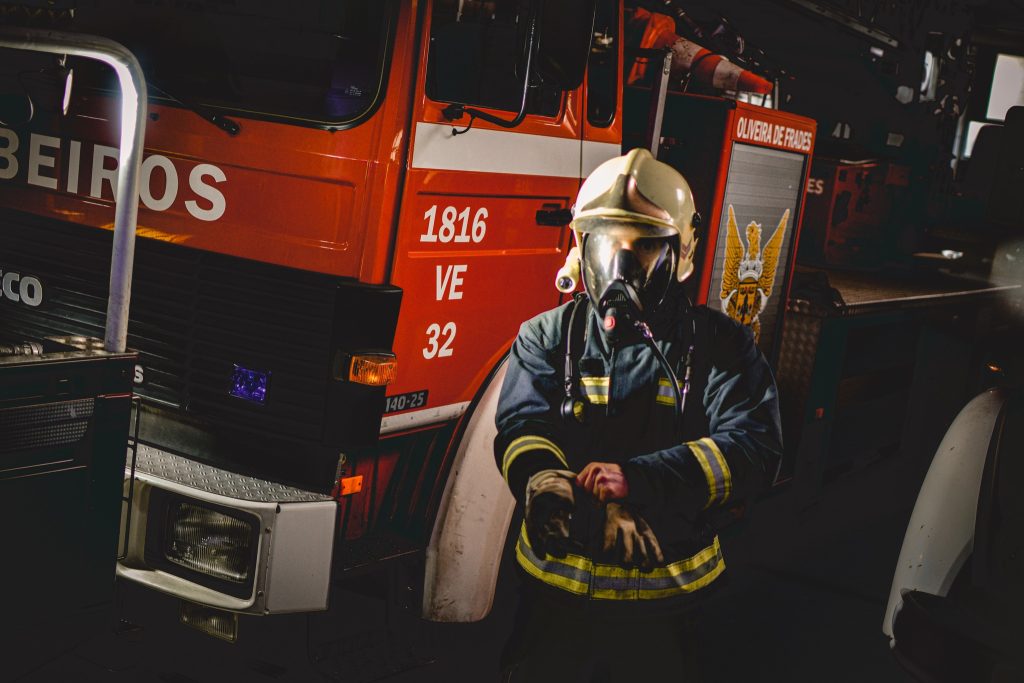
[500,586,702,683]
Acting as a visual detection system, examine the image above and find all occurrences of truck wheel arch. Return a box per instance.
[422,355,514,622]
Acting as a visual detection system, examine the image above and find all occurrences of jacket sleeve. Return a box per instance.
[620,315,783,516]
[494,316,573,503]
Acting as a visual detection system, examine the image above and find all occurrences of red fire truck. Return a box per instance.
[0,0,814,644]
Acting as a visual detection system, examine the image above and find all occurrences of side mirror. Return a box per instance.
[534,0,597,91]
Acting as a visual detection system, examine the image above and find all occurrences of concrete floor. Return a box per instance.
[7,446,923,683]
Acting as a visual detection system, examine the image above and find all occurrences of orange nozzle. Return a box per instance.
[690,47,772,94]
[737,70,773,94]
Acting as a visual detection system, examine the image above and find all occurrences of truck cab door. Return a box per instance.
[383,0,614,433]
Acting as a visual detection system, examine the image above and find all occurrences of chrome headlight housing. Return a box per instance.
[118,445,336,614]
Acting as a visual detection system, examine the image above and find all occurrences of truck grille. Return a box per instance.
[0,210,338,443]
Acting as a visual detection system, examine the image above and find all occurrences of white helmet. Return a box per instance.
[563,148,700,316]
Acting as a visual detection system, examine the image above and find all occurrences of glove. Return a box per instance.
[524,469,576,559]
[602,502,664,571]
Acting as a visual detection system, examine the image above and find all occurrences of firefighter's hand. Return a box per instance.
[576,462,629,502]
[602,502,664,571]
[524,469,576,559]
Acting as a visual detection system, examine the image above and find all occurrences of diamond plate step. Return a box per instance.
[126,444,331,503]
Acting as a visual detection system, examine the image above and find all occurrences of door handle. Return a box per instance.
[536,204,572,226]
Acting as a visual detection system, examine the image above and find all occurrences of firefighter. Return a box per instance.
[494,148,782,681]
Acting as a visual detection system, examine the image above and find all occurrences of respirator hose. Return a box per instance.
[600,280,692,426]
[635,319,686,424]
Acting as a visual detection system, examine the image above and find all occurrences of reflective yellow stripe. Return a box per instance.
[655,377,683,406]
[580,376,609,405]
[634,561,726,599]
[689,438,732,509]
[587,541,721,579]
[516,523,726,600]
[689,442,720,510]
[501,435,568,482]
[699,437,732,502]
[515,538,590,595]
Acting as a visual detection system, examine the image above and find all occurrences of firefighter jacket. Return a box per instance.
[494,291,782,604]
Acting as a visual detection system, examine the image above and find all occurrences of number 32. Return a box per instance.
[423,322,456,359]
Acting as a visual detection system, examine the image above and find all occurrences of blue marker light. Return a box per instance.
[230,365,270,404]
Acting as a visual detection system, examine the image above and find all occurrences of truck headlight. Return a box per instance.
[164,502,256,583]
[124,446,336,613]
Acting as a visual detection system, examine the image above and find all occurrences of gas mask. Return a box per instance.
[577,225,679,341]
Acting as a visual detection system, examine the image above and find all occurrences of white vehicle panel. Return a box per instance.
[882,389,1005,638]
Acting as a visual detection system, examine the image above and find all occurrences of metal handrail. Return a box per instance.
[0,28,147,353]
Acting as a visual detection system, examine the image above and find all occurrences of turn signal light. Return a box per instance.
[349,353,397,386]
[338,475,364,496]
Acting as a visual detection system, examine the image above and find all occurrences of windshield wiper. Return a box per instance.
[148,80,240,136]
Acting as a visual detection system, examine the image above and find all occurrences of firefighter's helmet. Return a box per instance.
[566,148,699,315]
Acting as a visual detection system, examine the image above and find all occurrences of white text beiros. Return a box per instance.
[0,128,227,222]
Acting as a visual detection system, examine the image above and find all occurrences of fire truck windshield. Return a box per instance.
[70,0,395,129]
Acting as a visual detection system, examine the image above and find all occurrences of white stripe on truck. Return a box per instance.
[412,122,619,179]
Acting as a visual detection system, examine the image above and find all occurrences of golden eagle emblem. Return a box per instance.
[720,205,789,342]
